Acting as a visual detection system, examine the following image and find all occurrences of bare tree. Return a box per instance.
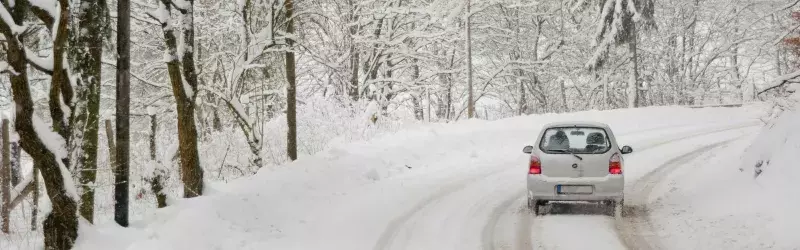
[153,0,204,197]
[0,0,80,247]
[580,0,655,108]
[71,0,109,223]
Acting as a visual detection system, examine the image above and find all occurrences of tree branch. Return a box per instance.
[758,70,800,95]
[101,60,169,89]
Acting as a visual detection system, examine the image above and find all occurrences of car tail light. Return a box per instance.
[609,153,622,175]
[529,155,542,175]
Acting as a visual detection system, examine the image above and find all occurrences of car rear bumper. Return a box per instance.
[527,175,624,202]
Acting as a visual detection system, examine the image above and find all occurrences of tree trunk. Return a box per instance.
[2,119,9,234]
[49,0,73,145]
[105,120,116,171]
[285,0,298,161]
[31,166,39,231]
[346,3,360,101]
[411,60,424,120]
[517,76,526,115]
[446,82,453,120]
[560,80,568,112]
[1,0,79,246]
[381,55,395,114]
[178,0,204,197]
[72,0,107,223]
[411,95,424,120]
[148,115,167,208]
[465,0,474,119]
[348,27,360,101]
[426,85,431,121]
[115,0,131,227]
[157,0,204,198]
[10,142,20,186]
[601,74,609,110]
[48,4,73,146]
[627,25,639,109]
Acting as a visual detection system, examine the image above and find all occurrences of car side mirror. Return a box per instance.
[523,145,533,154]
[621,146,633,154]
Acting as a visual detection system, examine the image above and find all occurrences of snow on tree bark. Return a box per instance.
[70,0,108,223]
[0,0,79,247]
[177,0,204,197]
[155,0,203,198]
[149,115,167,208]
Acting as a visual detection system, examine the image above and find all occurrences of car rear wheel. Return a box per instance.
[526,196,534,209]
[527,197,541,215]
[607,200,623,217]
[530,200,547,216]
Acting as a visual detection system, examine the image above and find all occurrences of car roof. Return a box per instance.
[542,121,611,129]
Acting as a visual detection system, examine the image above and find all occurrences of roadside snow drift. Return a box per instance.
[650,105,800,249]
[69,105,766,250]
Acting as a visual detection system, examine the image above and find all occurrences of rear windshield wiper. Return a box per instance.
[548,149,583,160]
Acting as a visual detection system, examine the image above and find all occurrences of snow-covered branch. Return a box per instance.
[0,4,27,35]
[101,59,169,89]
[24,47,54,74]
[0,61,18,75]
[758,70,800,95]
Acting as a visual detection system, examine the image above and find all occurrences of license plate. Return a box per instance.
[557,185,593,194]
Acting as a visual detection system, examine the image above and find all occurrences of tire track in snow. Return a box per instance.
[615,135,746,250]
[372,166,511,250]
[481,189,527,250]
[482,121,761,250]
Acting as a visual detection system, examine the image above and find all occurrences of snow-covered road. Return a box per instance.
[375,120,759,250]
[72,106,770,250]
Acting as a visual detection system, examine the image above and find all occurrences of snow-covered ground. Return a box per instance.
[25,104,793,250]
[648,104,800,250]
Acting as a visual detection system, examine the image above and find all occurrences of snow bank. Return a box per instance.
[651,104,800,249]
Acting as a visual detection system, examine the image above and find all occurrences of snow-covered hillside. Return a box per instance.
[60,105,778,250]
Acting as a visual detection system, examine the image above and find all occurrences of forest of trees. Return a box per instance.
[1,0,798,249]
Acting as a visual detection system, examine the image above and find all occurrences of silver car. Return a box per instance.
[523,121,633,216]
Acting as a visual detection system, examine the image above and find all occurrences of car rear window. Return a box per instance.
[539,126,611,154]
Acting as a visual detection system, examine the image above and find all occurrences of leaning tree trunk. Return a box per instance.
[71,0,107,223]
[158,0,204,198]
[0,0,79,248]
